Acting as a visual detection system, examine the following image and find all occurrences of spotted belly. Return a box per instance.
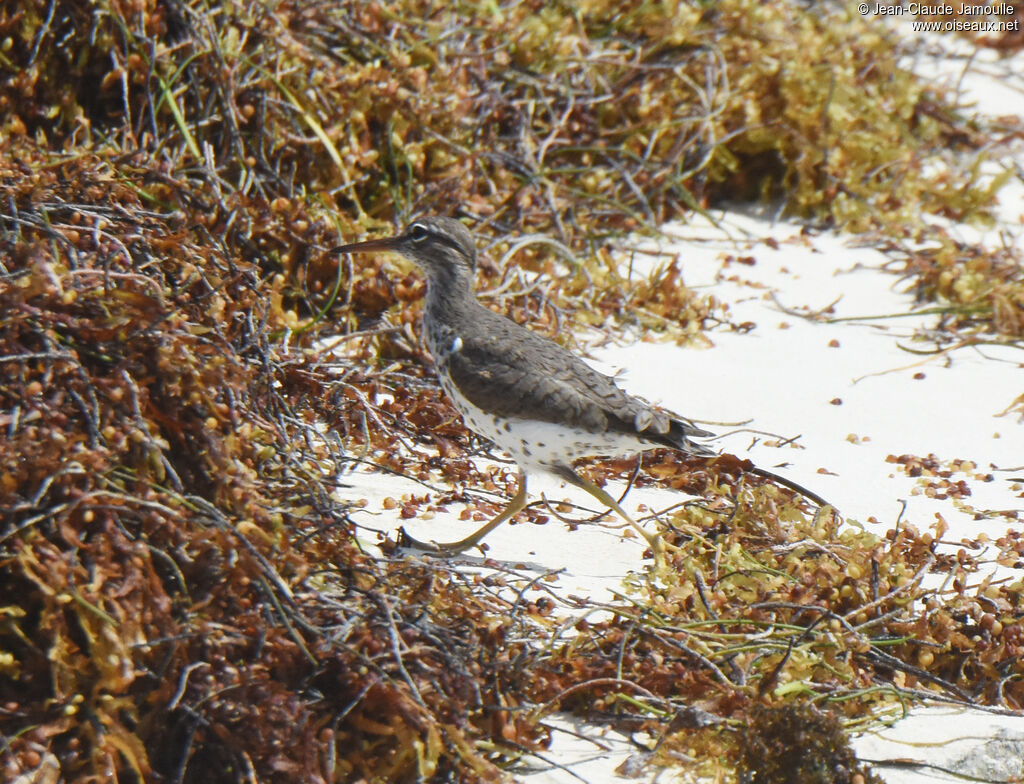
[426,328,648,472]
[438,372,646,473]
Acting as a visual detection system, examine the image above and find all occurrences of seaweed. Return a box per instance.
[2,1,1022,782]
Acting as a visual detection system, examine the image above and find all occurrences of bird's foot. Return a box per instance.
[389,526,483,556]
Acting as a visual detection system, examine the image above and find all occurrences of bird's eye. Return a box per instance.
[409,223,429,242]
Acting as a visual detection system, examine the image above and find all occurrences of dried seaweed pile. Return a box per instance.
[4,0,1021,338]
[545,467,1024,755]
[2,0,1023,782]
[514,455,1024,758]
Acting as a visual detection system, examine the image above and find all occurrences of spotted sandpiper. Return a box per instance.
[334,217,825,556]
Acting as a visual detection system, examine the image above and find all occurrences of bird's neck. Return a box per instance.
[423,270,477,326]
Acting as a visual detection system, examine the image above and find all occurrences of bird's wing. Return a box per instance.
[445,310,714,454]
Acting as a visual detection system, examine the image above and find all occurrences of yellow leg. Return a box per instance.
[551,465,668,562]
[398,472,529,555]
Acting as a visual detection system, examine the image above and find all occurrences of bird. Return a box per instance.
[332,217,825,557]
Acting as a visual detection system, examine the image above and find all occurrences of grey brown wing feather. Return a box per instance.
[445,311,715,456]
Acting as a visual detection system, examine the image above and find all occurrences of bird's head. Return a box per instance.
[333,217,477,294]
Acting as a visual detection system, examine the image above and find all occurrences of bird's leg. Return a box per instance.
[551,465,672,563]
[397,472,529,555]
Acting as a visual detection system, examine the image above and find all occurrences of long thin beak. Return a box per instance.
[329,236,402,256]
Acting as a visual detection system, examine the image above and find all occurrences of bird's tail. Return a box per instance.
[667,417,717,457]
